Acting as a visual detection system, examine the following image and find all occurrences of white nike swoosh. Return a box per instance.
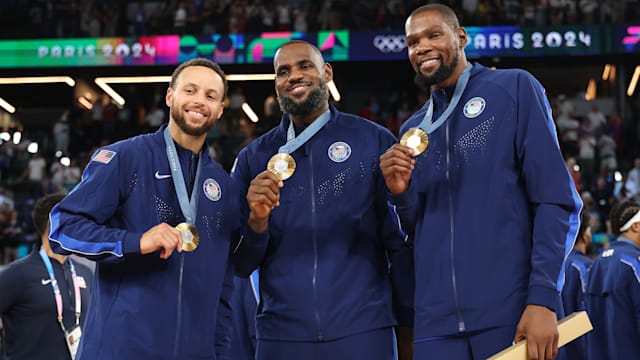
[41,279,52,285]
[155,171,172,180]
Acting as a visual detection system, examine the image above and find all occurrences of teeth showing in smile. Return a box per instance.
[187,110,205,119]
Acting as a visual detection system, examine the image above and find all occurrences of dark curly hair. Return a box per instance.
[609,200,640,236]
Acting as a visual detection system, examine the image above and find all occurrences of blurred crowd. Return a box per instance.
[0,0,638,41]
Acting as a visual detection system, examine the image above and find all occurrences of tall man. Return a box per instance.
[0,193,93,360]
[231,40,413,360]
[49,58,238,359]
[379,4,582,359]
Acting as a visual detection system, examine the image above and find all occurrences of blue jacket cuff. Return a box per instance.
[527,285,560,313]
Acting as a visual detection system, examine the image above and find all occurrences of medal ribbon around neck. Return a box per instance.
[268,109,331,180]
[417,63,473,134]
[279,109,331,154]
[39,248,82,330]
[163,127,203,226]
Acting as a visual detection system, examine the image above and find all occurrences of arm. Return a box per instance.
[0,266,19,316]
[513,72,583,360]
[48,148,141,261]
[230,151,272,277]
[49,148,183,262]
[380,144,419,240]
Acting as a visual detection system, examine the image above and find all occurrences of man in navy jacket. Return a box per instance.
[380,4,582,359]
[232,40,413,360]
[49,58,238,360]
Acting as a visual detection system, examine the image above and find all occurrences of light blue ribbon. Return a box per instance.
[416,63,473,134]
[278,110,331,154]
[163,127,203,224]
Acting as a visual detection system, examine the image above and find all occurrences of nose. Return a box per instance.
[413,38,432,55]
[288,67,304,82]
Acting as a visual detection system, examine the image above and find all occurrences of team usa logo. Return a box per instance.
[463,97,486,118]
[328,142,351,163]
[203,178,221,201]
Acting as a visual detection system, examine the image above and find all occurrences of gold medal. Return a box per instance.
[400,128,429,156]
[176,222,199,252]
[267,153,296,180]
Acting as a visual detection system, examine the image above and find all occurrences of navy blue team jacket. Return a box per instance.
[231,105,414,342]
[389,63,582,340]
[49,126,239,360]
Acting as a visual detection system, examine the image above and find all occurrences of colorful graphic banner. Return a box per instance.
[0,25,631,68]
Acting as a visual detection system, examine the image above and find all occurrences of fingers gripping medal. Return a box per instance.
[267,153,296,180]
[176,222,199,252]
[400,128,429,156]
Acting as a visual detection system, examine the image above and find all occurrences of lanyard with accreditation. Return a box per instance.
[39,248,82,359]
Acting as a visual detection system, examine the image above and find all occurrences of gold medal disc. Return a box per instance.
[176,222,199,252]
[400,128,429,156]
[267,153,296,180]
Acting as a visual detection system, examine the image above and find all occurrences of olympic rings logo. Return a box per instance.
[373,35,406,53]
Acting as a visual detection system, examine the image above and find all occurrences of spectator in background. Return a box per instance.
[625,158,640,203]
[380,4,581,358]
[145,102,166,131]
[561,211,593,359]
[586,200,640,358]
[0,193,93,360]
[53,110,71,154]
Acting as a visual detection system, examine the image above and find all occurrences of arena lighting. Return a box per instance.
[327,80,341,102]
[27,142,38,154]
[242,102,259,123]
[0,132,9,141]
[602,64,612,81]
[12,131,21,145]
[0,76,75,86]
[77,96,93,110]
[95,74,276,107]
[0,97,15,113]
[627,65,640,96]
[60,156,71,167]
[585,79,597,101]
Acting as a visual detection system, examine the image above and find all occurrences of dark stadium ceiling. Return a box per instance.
[0,57,632,113]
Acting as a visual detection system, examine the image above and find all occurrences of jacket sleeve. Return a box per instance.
[0,265,19,315]
[230,150,269,278]
[515,72,583,312]
[48,147,143,262]
[376,129,414,327]
[215,254,234,360]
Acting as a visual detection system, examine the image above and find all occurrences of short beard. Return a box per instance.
[171,106,215,137]
[413,53,459,91]
[277,82,329,116]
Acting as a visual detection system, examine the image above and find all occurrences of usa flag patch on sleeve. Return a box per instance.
[93,149,116,164]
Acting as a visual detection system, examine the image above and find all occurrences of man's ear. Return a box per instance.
[457,27,468,48]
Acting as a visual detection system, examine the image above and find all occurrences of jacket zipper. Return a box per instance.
[446,116,466,333]
[309,148,324,341]
[173,254,185,357]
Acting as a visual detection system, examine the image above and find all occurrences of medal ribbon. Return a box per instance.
[416,63,473,134]
[163,127,203,225]
[39,248,81,331]
[278,110,331,154]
